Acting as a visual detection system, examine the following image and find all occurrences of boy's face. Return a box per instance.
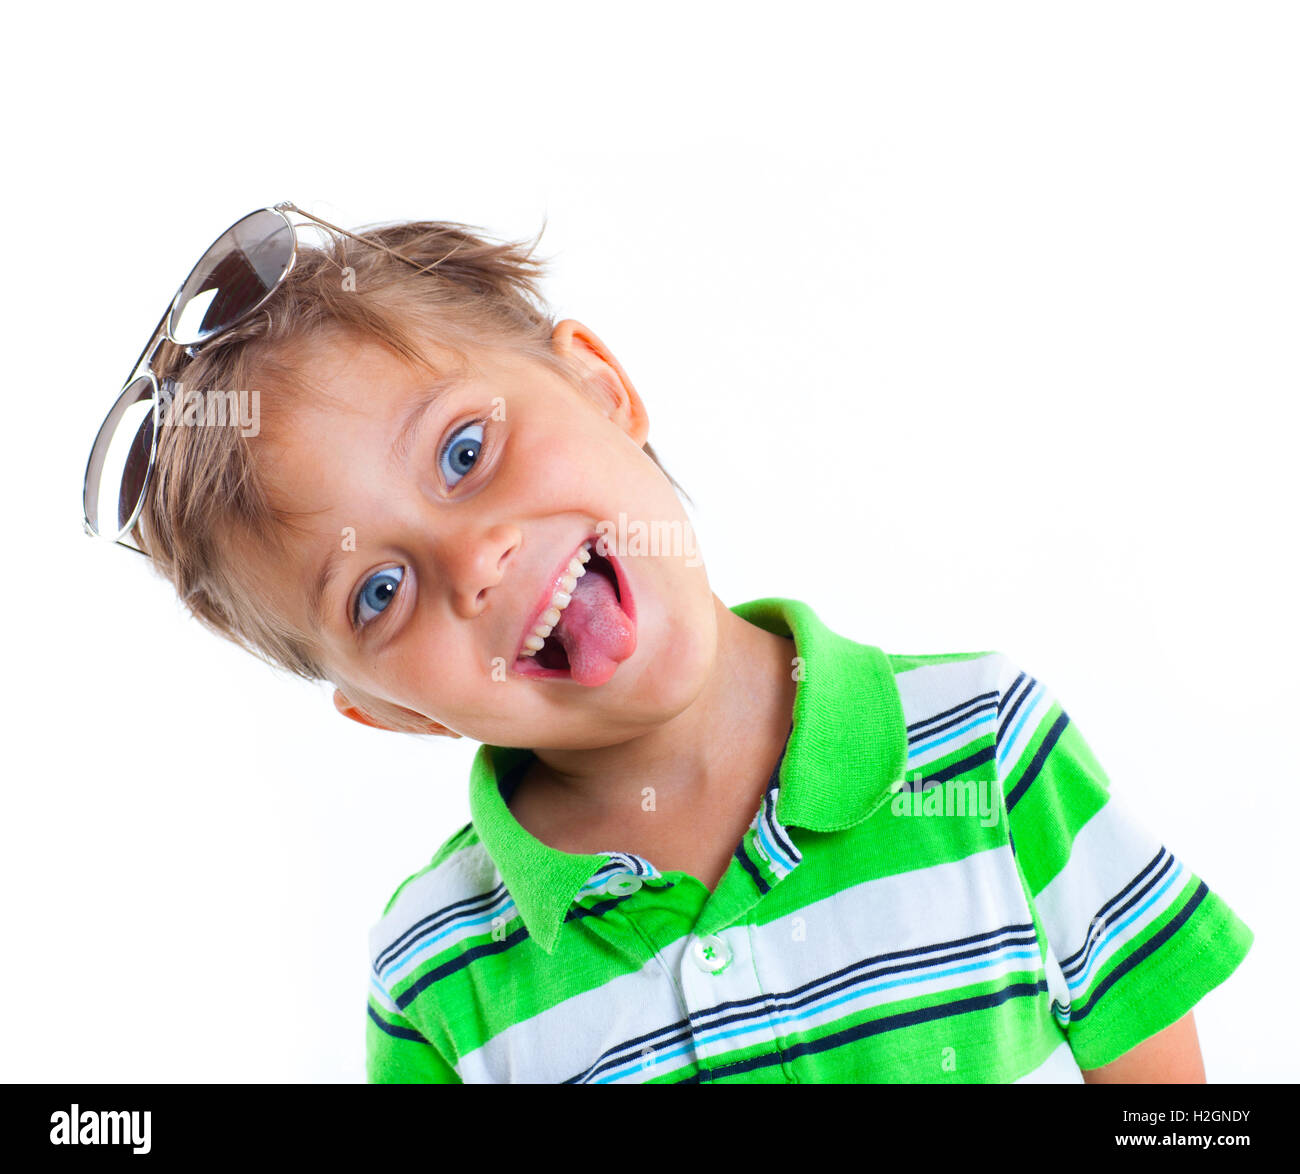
[245,320,717,748]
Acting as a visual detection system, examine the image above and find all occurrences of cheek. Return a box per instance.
[389,628,500,708]
[504,414,624,501]
[386,588,482,673]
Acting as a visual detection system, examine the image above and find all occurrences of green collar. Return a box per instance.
[467,597,907,953]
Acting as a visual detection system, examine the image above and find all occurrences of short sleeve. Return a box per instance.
[993,655,1253,1073]
[367,995,462,1084]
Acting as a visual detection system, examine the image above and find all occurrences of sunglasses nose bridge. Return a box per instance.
[144,325,171,367]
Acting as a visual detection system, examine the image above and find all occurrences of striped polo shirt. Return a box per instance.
[366,597,1253,1083]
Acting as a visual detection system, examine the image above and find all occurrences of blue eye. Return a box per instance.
[440,421,484,487]
[354,567,404,627]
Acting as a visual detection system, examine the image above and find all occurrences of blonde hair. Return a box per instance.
[135,214,680,682]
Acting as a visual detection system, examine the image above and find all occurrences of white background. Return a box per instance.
[1,1,1294,1082]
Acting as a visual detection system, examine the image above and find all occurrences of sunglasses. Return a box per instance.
[81,202,445,553]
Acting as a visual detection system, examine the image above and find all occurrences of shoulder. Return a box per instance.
[885,647,1055,716]
[885,647,1030,723]
[884,648,1065,775]
[368,821,506,974]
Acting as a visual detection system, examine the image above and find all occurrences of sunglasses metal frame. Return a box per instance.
[82,201,447,555]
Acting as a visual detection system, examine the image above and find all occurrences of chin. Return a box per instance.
[629,594,718,716]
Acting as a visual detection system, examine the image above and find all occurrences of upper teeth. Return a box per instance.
[520,542,593,655]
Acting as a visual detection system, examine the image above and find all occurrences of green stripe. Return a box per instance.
[889,650,997,674]
[1005,715,1110,896]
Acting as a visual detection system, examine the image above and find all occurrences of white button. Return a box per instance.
[602,871,643,897]
[690,933,733,974]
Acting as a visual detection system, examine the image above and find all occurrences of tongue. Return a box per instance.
[551,566,636,686]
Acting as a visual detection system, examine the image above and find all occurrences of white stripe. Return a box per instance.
[368,976,401,1016]
[1015,1040,1084,1083]
[993,653,1069,780]
[368,841,516,991]
[457,952,691,1084]
[1034,797,1187,1000]
[894,654,1001,731]
[905,717,994,774]
[997,679,1052,773]
[895,655,1001,773]
[1043,936,1073,1019]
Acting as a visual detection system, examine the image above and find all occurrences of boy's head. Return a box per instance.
[136,215,717,747]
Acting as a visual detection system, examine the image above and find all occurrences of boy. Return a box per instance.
[84,204,1252,1084]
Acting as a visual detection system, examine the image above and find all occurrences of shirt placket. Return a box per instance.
[620,787,803,1082]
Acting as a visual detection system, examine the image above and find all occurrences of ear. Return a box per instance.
[551,319,650,447]
[332,688,463,738]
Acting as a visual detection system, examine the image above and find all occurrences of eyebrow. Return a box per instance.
[391,373,466,467]
[309,544,349,634]
[307,373,466,634]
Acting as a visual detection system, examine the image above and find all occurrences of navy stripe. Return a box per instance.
[702,979,1050,1081]
[997,675,1038,751]
[374,883,510,972]
[907,692,999,739]
[1060,850,1174,976]
[564,1020,696,1084]
[997,671,1027,717]
[1061,857,1176,986]
[908,745,997,789]
[734,840,771,894]
[762,790,800,863]
[565,894,637,922]
[394,923,533,1009]
[767,741,789,791]
[1070,882,1209,1022]
[367,1001,429,1043]
[591,853,654,879]
[589,860,628,878]
[1005,711,1070,812]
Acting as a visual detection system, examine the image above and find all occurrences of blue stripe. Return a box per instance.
[374,884,510,971]
[754,810,798,875]
[1070,883,1209,1022]
[761,789,801,866]
[1060,849,1170,971]
[909,714,989,755]
[380,897,519,982]
[907,690,999,736]
[1065,862,1185,996]
[998,684,1045,767]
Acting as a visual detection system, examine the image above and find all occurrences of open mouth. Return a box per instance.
[512,537,636,686]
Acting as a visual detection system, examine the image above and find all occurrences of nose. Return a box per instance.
[445,523,522,618]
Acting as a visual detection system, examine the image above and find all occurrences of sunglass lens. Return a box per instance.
[169,210,294,346]
[83,375,156,540]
